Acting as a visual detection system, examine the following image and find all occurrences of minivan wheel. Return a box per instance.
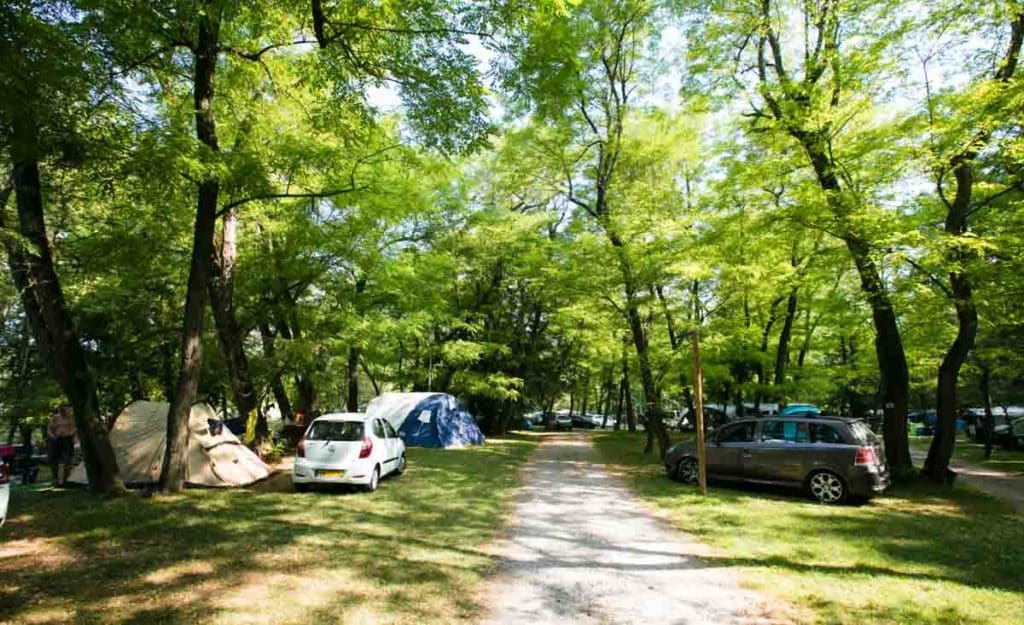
[675,457,699,485]
[365,466,380,492]
[395,454,406,476]
[807,470,847,504]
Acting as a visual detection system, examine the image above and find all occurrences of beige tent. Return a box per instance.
[69,400,270,487]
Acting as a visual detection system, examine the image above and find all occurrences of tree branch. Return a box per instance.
[906,257,954,299]
[217,185,367,217]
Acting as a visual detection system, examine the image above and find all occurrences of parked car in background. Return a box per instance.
[570,414,598,429]
[293,413,406,492]
[993,416,1024,449]
[1,458,10,527]
[664,416,889,504]
[967,407,1024,447]
[674,406,732,430]
[548,411,573,431]
[524,411,546,426]
[587,413,616,428]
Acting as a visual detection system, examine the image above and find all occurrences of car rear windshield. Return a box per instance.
[848,421,878,445]
[306,421,364,441]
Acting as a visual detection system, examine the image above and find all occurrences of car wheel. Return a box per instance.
[807,470,847,504]
[395,454,407,476]
[674,457,699,485]
[365,466,380,492]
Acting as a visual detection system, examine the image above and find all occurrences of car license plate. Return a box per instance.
[319,470,344,479]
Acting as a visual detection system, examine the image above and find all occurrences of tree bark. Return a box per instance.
[980,365,995,459]
[208,205,257,422]
[259,323,293,421]
[346,345,360,412]
[923,159,979,481]
[802,136,913,472]
[923,10,1022,481]
[2,157,123,494]
[754,4,914,472]
[161,6,222,492]
[613,373,624,431]
[773,288,798,386]
[611,235,669,456]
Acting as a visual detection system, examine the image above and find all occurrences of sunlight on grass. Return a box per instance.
[0,436,536,625]
[910,437,1024,474]
[595,431,1024,625]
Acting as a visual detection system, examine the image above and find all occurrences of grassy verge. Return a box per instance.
[595,430,1024,625]
[910,436,1024,473]
[0,436,536,625]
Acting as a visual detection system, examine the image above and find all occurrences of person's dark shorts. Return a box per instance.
[48,436,74,465]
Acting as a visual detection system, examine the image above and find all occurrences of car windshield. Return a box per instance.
[306,420,364,441]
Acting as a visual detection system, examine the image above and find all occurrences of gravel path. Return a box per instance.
[483,434,783,625]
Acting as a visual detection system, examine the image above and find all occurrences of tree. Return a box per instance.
[494,0,675,456]
[0,3,124,493]
[687,0,917,471]
[922,6,1024,482]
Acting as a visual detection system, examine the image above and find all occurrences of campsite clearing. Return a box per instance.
[0,437,535,625]
[595,431,1024,625]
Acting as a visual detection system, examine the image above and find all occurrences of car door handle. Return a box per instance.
[742,450,753,457]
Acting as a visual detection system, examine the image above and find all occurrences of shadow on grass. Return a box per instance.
[0,438,536,625]
[592,429,1024,625]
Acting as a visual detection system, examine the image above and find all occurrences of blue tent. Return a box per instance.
[366,392,485,448]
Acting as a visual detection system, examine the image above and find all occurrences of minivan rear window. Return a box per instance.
[306,421,364,441]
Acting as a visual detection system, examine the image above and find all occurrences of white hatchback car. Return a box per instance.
[292,413,406,492]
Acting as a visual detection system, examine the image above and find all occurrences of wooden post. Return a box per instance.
[692,329,707,496]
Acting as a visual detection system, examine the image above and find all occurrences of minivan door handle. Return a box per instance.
[742,450,753,458]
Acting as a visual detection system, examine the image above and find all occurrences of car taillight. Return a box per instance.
[855,446,878,466]
[296,438,306,458]
[359,437,373,459]
[0,462,8,485]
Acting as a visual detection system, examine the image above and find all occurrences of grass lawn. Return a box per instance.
[595,430,1024,625]
[910,436,1024,474]
[0,436,536,625]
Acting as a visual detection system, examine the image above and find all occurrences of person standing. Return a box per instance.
[47,406,76,487]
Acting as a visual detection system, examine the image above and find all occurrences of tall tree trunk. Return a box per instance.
[208,205,256,421]
[360,357,380,396]
[580,375,589,416]
[655,284,696,425]
[801,136,912,472]
[614,377,625,431]
[274,303,318,417]
[624,378,637,433]
[924,11,1022,481]
[773,288,798,386]
[2,157,123,494]
[980,365,995,459]
[346,345,360,412]
[797,307,815,368]
[611,235,669,456]
[259,323,293,421]
[923,163,980,481]
[161,7,222,492]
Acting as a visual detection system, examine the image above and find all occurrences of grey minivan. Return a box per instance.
[664,416,889,504]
